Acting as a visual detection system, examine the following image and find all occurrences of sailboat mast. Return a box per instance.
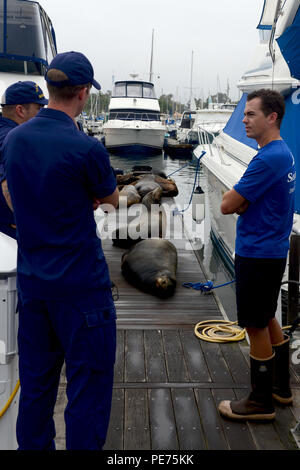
[190,50,194,106]
[149,29,154,83]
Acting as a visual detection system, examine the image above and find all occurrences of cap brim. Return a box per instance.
[92,79,101,90]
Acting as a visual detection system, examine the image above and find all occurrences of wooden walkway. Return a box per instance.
[54,205,300,450]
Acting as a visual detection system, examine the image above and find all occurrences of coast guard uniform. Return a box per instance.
[0,117,17,237]
[0,80,48,239]
[2,107,117,449]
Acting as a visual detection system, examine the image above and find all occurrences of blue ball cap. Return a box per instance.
[1,81,48,106]
[45,51,101,90]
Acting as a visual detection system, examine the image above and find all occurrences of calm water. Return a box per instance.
[108,150,237,322]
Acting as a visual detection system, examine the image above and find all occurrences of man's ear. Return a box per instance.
[78,87,88,101]
[268,111,278,125]
[15,104,26,119]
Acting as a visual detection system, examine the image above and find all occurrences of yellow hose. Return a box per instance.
[0,380,20,419]
[194,320,297,343]
[194,320,246,343]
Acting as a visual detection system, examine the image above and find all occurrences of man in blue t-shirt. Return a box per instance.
[1,52,119,449]
[218,89,295,422]
[0,81,48,238]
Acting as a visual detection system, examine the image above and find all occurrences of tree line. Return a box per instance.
[84,91,234,116]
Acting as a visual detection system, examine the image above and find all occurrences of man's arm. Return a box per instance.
[220,188,249,215]
[93,187,119,212]
[1,180,13,211]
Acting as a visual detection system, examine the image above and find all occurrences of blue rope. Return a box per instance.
[172,150,206,216]
[183,279,236,293]
[167,162,194,178]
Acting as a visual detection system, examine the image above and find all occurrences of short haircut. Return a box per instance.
[46,69,91,101]
[2,102,33,118]
[247,89,285,128]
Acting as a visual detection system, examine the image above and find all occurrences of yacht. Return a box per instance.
[0,0,57,98]
[0,0,57,449]
[102,79,166,155]
[193,0,300,268]
[177,105,234,145]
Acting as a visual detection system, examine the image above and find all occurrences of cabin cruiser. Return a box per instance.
[0,0,57,98]
[0,0,57,449]
[176,105,234,145]
[102,80,166,154]
[193,0,300,268]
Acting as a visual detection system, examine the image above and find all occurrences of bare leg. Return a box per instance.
[246,326,273,358]
[268,317,284,345]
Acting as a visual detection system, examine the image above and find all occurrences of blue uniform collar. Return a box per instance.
[37,107,78,127]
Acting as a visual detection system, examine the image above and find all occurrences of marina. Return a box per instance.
[1,0,300,453]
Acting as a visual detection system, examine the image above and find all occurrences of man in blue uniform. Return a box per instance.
[218,89,295,421]
[1,51,119,449]
[0,81,48,238]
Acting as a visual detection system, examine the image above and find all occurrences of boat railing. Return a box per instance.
[108,111,160,122]
[197,125,231,166]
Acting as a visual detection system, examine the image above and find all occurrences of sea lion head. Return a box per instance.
[155,271,176,298]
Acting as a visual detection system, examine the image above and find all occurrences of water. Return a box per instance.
[108,150,237,322]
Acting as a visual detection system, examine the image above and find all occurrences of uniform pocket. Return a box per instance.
[84,306,116,371]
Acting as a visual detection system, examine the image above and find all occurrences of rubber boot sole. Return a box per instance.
[218,400,276,421]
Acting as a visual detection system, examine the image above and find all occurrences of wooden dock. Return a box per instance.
[54,205,300,451]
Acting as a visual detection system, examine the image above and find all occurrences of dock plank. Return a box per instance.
[144,330,168,383]
[124,389,150,450]
[171,388,206,450]
[148,388,179,450]
[179,329,211,383]
[194,388,228,450]
[125,330,146,383]
[103,388,124,450]
[162,330,189,382]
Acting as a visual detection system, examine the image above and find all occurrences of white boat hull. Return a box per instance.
[103,120,165,153]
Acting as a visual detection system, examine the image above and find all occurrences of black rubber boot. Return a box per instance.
[272,334,293,405]
[218,354,275,421]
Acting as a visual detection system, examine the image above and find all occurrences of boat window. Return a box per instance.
[113,83,126,97]
[0,0,46,60]
[108,109,160,121]
[143,83,155,98]
[40,9,56,64]
[259,29,272,43]
[127,83,143,98]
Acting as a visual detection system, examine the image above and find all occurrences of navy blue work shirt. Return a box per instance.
[2,108,117,299]
[0,116,17,236]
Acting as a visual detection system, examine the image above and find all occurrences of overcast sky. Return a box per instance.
[38,0,264,102]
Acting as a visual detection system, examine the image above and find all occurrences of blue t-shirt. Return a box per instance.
[234,139,295,258]
[2,108,117,299]
[0,117,17,234]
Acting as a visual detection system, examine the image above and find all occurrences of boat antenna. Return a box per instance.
[149,29,154,83]
[190,50,194,107]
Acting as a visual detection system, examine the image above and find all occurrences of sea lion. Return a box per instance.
[121,239,177,298]
[135,174,179,198]
[118,185,141,207]
[116,172,139,189]
[112,204,167,248]
[141,186,163,210]
[134,175,161,198]
[153,175,179,197]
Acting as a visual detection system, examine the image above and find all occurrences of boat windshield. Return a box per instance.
[113,81,156,98]
[0,0,56,74]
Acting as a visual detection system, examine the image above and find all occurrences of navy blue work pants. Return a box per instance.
[16,289,116,450]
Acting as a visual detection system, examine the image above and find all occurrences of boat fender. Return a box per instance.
[192,185,205,223]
